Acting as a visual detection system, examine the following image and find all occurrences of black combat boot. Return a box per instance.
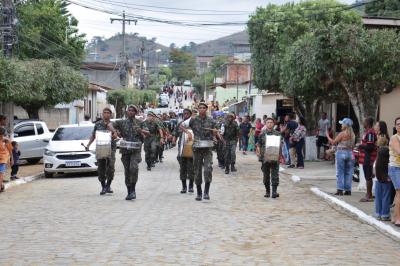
[188,180,194,193]
[231,164,237,172]
[264,184,270,198]
[105,179,113,194]
[180,180,187,194]
[131,183,137,199]
[195,185,202,201]
[271,186,279,198]
[125,185,132,200]
[203,182,210,200]
[100,181,107,195]
[225,165,230,174]
[147,162,152,171]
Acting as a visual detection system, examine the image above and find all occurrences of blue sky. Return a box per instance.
[68,0,354,47]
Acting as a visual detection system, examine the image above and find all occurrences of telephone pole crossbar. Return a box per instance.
[110,11,137,87]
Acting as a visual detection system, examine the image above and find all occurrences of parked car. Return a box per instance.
[13,121,53,164]
[159,93,169,107]
[183,80,192,87]
[43,124,97,178]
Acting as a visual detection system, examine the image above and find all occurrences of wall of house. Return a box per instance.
[81,69,122,89]
[380,86,400,135]
[14,106,69,130]
[215,85,248,103]
[226,64,251,83]
[253,94,287,119]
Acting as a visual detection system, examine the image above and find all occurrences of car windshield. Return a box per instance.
[52,127,93,141]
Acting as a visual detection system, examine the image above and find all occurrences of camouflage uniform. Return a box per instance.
[173,120,194,184]
[258,129,282,194]
[223,120,240,168]
[92,120,117,185]
[216,120,225,168]
[189,116,216,186]
[114,118,145,186]
[143,120,160,168]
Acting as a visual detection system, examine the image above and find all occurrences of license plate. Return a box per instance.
[65,161,81,167]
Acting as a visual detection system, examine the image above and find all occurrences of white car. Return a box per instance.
[159,93,169,107]
[183,80,191,87]
[13,121,53,164]
[43,124,97,178]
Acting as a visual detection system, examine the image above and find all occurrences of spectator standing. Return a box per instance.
[389,117,400,226]
[0,114,9,138]
[291,117,307,169]
[373,121,391,221]
[240,116,252,155]
[316,112,330,160]
[0,127,12,192]
[327,118,355,196]
[10,141,21,180]
[358,117,378,202]
[286,113,299,168]
[255,118,263,144]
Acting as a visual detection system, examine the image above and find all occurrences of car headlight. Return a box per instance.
[44,149,56,156]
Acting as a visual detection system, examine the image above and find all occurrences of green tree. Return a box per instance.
[0,58,88,119]
[107,89,156,118]
[16,0,86,68]
[326,24,400,125]
[169,49,196,82]
[365,0,400,18]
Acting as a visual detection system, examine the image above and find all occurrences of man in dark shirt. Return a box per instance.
[240,116,252,155]
[286,113,298,168]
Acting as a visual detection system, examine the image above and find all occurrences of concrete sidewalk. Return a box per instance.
[281,161,400,237]
[3,160,44,191]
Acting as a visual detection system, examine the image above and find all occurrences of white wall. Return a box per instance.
[253,93,287,119]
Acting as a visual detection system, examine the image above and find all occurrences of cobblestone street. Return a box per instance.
[1,148,399,265]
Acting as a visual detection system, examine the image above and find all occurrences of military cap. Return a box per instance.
[198,102,208,108]
[147,111,156,117]
[127,105,138,112]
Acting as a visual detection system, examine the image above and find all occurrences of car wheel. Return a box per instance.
[27,158,41,165]
[44,171,54,178]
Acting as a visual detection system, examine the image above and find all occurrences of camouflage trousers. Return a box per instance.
[177,156,194,181]
[121,150,142,186]
[144,137,157,165]
[97,150,116,183]
[216,140,225,166]
[261,161,279,187]
[193,148,213,186]
[224,142,237,166]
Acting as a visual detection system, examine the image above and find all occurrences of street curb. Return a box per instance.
[310,187,400,242]
[4,172,44,191]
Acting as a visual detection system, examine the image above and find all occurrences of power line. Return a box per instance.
[82,0,251,16]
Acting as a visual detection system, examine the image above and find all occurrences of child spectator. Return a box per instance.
[248,128,256,152]
[0,127,13,192]
[11,141,21,180]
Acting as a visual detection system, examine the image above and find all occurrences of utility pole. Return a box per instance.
[110,11,137,87]
[0,0,16,132]
[139,39,145,90]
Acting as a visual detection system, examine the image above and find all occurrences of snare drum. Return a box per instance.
[193,140,214,149]
[96,131,112,159]
[120,140,142,150]
[264,135,281,162]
